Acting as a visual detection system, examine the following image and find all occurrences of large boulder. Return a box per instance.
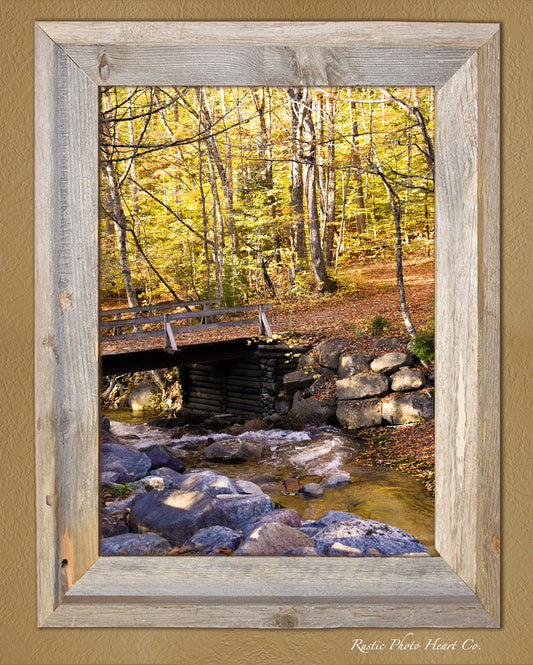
[382,392,434,424]
[390,368,426,392]
[338,353,374,379]
[186,525,242,554]
[283,368,329,393]
[217,493,274,526]
[100,443,152,484]
[372,337,401,352]
[284,398,337,429]
[175,469,238,496]
[370,352,411,374]
[297,350,318,369]
[142,444,186,473]
[300,510,361,537]
[304,374,330,397]
[281,547,318,557]
[128,382,160,412]
[129,489,231,546]
[336,400,382,430]
[336,373,389,400]
[312,516,430,557]
[148,466,186,486]
[240,508,302,538]
[317,338,350,370]
[233,522,315,556]
[100,532,170,556]
[202,438,267,463]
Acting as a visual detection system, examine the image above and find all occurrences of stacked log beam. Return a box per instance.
[181,342,312,417]
[257,343,311,417]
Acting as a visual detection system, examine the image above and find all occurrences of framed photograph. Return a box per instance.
[35,21,500,628]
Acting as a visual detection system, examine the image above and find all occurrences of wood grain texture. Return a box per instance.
[35,24,60,627]
[435,53,480,591]
[38,20,499,47]
[34,20,500,628]
[434,28,500,623]
[39,21,499,88]
[475,30,501,623]
[51,44,477,88]
[43,557,497,628]
[35,25,100,626]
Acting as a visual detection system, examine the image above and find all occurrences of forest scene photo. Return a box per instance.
[99,85,436,559]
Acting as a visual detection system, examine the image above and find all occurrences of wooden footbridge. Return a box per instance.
[100,298,273,376]
[100,299,309,417]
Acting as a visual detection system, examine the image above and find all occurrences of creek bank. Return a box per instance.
[102,335,434,434]
[100,335,435,554]
[100,417,433,556]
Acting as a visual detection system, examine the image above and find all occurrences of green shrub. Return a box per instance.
[411,312,435,364]
[368,314,390,336]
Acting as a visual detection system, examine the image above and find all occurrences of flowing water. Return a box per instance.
[104,410,435,554]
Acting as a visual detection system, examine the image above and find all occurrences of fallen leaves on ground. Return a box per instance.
[100,258,434,354]
[355,421,435,495]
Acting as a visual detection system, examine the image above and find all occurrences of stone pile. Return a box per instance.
[279,337,434,430]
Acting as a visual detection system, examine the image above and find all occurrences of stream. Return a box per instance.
[105,409,435,554]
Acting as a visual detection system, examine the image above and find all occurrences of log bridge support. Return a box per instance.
[180,342,310,417]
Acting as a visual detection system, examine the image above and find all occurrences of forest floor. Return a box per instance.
[101,257,434,352]
[101,257,435,494]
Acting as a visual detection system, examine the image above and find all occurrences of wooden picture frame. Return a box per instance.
[35,21,500,628]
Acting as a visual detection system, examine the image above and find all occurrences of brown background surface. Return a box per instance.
[0,1,530,663]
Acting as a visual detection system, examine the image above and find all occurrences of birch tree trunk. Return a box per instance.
[323,93,337,266]
[102,161,139,309]
[287,87,307,273]
[300,89,332,293]
[378,170,417,338]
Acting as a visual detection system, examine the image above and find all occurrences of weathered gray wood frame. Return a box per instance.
[35,21,500,628]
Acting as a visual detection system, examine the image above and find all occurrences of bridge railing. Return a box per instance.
[100,298,221,336]
[100,299,273,351]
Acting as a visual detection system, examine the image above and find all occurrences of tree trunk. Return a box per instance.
[219,88,238,255]
[300,89,332,293]
[348,97,367,238]
[197,135,211,300]
[196,89,238,254]
[287,87,307,272]
[323,93,336,266]
[379,172,417,338]
[251,88,281,260]
[315,91,327,228]
[102,161,139,309]
[127,94,147,299]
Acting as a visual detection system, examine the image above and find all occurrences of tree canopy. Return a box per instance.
[100,86,434,311]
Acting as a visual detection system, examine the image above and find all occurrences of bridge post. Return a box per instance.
[258,305,272,338]
[163,314,178,353]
